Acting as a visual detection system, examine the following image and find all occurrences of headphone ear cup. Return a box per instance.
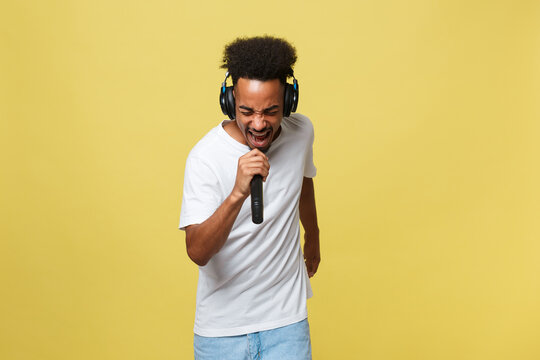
[291,80,299,113]
[283,84,294,117]
[223,86,236,119]
[220,87,228,116]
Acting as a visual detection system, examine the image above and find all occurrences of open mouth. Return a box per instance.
[247,129,272,149]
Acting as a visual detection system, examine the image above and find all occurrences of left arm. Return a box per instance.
[299,176,320,278]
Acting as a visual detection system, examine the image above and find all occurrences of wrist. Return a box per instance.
[229,189,248,205]
[304,227,320,240]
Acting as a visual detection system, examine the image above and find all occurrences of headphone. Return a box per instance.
[219,71,299,120]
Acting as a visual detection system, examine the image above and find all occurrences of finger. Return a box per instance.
[253,148,268,160]
[306,258,319,278]
[239,161,269,175]
[311,259,319,276]
[305,259,313,277]
[243,157,269,168]
[246,148,268,160]
[244,163,270,177]
[242,149,270,163]
[239,157,266,167]
[240,157,270,172]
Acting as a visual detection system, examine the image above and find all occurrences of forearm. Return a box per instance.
[299,177,319,237]
[184,149,270,266]
[185,191,246,266]
[300,177,320,277]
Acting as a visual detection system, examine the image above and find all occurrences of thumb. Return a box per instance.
[305,259,314,277]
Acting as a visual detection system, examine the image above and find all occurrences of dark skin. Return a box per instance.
[299,177,320,277]
[185,78,320,277]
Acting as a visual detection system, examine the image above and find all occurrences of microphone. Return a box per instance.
[251,175,263,224]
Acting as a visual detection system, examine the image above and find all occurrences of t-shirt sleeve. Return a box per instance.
[178,155,221,230]
[303,119,317,178]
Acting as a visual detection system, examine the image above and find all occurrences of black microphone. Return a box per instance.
[251,174,263,224]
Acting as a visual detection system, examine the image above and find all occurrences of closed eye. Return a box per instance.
[238,105,279,116]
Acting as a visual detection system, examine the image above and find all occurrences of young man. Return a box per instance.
[179,36,320,360]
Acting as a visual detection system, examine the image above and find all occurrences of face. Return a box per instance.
[233,78,284,152]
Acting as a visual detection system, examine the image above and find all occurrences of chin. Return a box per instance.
[249,142,271,152]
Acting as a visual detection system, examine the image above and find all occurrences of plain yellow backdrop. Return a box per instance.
[1,0,539,359]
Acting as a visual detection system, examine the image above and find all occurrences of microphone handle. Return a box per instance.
[251,174,263,224]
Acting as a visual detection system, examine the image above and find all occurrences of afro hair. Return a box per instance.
[221,35,297,85]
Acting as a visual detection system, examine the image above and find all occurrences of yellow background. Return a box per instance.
[1,0,539,359]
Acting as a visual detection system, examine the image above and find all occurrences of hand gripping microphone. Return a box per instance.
[251,175,263,224]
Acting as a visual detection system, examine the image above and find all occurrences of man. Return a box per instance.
[179,36,320,360]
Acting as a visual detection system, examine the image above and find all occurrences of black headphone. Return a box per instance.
[219,72,299,120]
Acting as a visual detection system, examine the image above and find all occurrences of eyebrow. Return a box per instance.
[238,105,280,112]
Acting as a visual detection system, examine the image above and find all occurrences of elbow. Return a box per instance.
[184,224,216,266]
[187,249,209,267]
[186,239,210,266]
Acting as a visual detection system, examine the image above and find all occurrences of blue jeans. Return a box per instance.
[194,318,312,360]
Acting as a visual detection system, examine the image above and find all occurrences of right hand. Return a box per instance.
[232,149,270,200]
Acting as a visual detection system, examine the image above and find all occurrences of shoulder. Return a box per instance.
[187,124,223,161]
[284,113,313,129]
[283,113,314,140]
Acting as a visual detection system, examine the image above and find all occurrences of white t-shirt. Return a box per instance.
[179,113,317,337]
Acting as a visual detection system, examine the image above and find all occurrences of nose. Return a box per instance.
[251,113,266,131]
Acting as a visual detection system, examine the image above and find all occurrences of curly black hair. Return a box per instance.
[221,35,297,85]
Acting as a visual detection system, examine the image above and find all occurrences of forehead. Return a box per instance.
[234,78,283,106]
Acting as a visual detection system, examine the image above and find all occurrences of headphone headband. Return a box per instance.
[221,71,230,93]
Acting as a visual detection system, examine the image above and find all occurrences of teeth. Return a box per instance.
[250,131,269,140]
[250,132,268,145]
